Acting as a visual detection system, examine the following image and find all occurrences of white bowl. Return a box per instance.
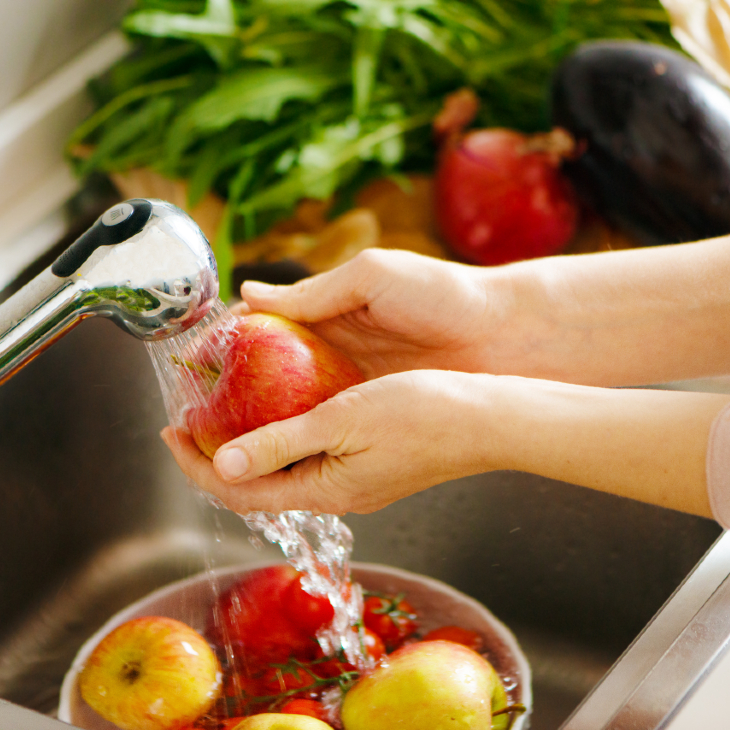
[59,561,532,729]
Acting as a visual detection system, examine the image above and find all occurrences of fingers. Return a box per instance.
[237,250,386,323]
[213,403,340,483]
[160,399,356,514]
[160,425,334,513]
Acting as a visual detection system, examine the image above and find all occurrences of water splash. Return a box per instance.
[145,299,368,669]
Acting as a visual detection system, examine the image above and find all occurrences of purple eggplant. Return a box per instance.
[551,41,730,245]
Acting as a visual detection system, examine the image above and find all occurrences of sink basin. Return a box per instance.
[0,243,722,729]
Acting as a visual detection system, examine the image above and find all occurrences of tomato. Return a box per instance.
[361,627,386,662]
[284,575,335,635]
[280,699,329,722]
[217,719,249,730]
[363,593,418,650]
[260,664,316,695]
[421,625,484,652]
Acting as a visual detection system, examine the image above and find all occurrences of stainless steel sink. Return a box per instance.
[0,228,723,729]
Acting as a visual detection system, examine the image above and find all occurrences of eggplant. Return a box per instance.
[551,41,730,246]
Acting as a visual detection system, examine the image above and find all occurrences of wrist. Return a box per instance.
[482,374,726,518]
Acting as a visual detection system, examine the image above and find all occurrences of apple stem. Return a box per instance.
[492,702,527,729]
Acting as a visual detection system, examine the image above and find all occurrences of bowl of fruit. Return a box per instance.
[59,561,531,730]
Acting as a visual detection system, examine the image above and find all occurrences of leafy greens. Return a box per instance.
[69,0,677,299]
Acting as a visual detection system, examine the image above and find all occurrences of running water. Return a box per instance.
[145,298,368,670]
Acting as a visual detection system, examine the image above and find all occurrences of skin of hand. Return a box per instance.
[161,373,730,517]
[234,238,730,387]
[160,240,730,518]
[232,248,506,379]
[162,370,502,515]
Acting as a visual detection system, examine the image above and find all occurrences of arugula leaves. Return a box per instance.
[69,0,677,300]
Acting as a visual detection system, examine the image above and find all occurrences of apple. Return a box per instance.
[230,714,333,729]
[186,313,364,459]
[206,564,335,664]
[78,616,221,730]
[340,640,507,730]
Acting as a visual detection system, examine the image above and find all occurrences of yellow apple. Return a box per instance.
[340,640,506,730]
[78,615,222,730]
[231,714,333,730]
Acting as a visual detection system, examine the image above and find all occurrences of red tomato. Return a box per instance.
[260,664,315,695]
[207,565,320,663]
[218,719,249,730]
[280,698,329,722]
[315,627,386,679]
[421,625,484,652]
[363,594,418,650]
[362,627,386,662]
[284,575,335,635]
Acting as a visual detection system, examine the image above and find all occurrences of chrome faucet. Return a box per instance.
[0,199,218,385]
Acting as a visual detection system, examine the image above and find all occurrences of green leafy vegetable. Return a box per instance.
[68,0,678,298]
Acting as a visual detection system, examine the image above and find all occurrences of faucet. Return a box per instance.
[0,198,219,385]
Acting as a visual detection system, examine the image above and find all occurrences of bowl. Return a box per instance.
[59,561,532,729]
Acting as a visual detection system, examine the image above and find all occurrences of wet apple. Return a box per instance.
[230,714,333,729]
[78,616,221,730]
[340,640,507,730]
[186,313,364,459]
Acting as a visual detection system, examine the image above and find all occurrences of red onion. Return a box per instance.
[433,91,580,266]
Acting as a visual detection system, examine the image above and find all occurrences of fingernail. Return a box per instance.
[160,428,172,446]
[241,281,276,298]
[215,448,250,481]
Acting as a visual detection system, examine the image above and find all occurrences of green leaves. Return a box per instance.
[125,0,239,66]
[166,64,350,162]
[70,0,678,299]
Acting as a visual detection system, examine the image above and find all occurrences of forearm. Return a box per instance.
[485,376,730,518]
[481,235,730,386]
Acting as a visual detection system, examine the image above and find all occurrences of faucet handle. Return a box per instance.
[52,199,153,278]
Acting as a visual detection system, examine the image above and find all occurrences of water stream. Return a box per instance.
[144,299,367,675]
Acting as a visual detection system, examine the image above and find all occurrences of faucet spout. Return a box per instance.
[0,199,219,385]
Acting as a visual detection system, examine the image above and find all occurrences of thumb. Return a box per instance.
[238,253,379,323]
[212,404,342,483]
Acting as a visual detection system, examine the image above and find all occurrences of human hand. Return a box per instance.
[160,370,500,515]
[234,249,501,379]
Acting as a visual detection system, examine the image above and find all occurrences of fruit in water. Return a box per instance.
[207,565,336,664]
[362,593,418,651]
[340,640,505,730]
[78,616,221,730]
[230,714,333,729]
[187,313,364,459]
[434,89,578,266]
[422,625,484,652]
[280,698,329,721]
[284,573,336,635]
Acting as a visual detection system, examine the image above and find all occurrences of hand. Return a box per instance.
[236,235,730,388]
[161,370,499,515]
[234,249,500,379]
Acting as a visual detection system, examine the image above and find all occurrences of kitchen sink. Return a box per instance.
[0,216,723,729]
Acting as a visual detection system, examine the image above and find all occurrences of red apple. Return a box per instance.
[78,616,221,730]
[186,313,364,459]
[340,640,507,730]
[207,565,335,664]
